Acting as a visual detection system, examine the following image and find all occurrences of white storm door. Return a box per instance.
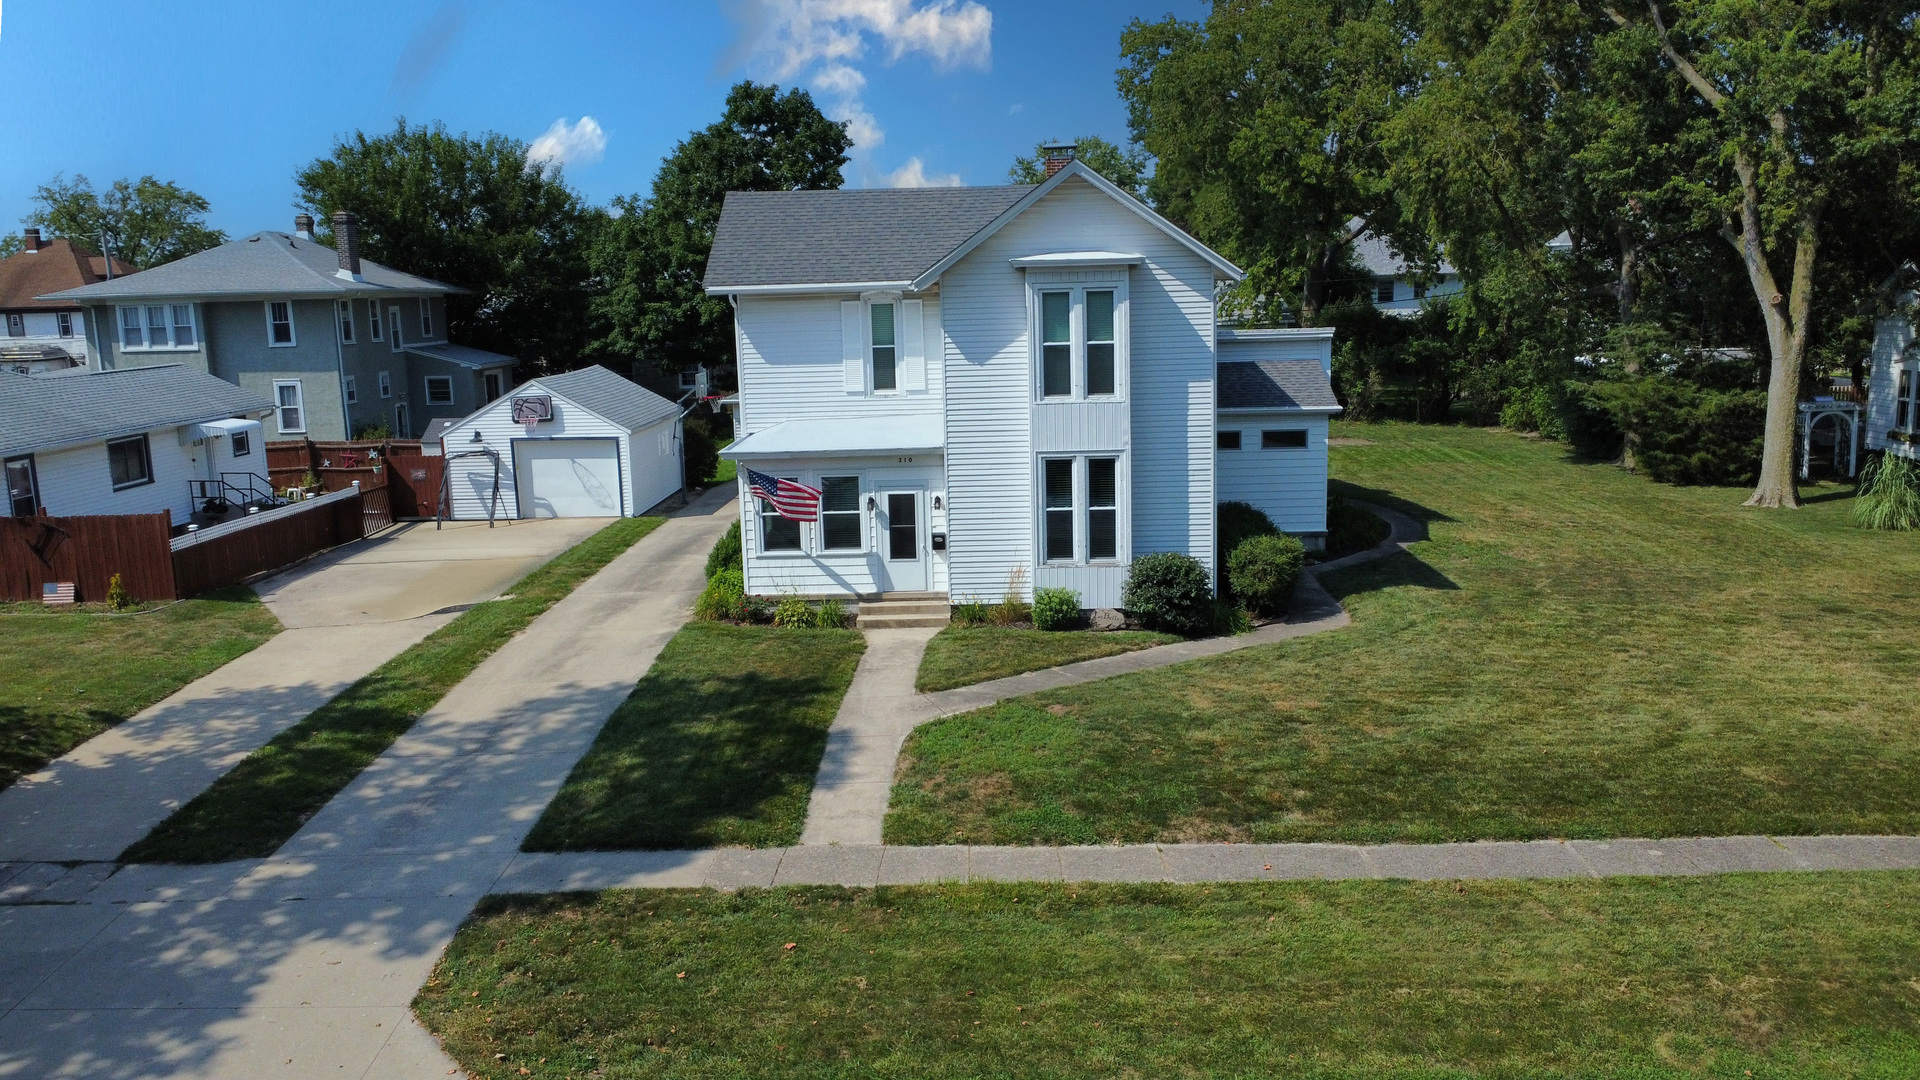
[515,438,623,518]
[878,488,927,592]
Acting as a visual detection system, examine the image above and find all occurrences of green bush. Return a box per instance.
[1583,376,1766,486]
[739,594,775,624]
[1324,495,1391,559]
[1212,600,1253,636]
[1853,453,1920,531]
[773,595,814,628]
[105,573,134,612]
[951,598,991,627]
[1227,533,1306,617]
[1217,501,1278,570]
[705,520,742,580]
[1032,587,1081,631]
[815,599,849,629]
[694,568,745,621]
[1122,552,1215,637]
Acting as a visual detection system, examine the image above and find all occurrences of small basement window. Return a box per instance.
[1262,429,1309,449]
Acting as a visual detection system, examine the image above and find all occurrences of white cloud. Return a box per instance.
[526,116,607,169]
[1008,102,1024,115]
[884,157,963,188]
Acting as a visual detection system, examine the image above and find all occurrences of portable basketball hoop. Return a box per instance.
[510,394,552,438]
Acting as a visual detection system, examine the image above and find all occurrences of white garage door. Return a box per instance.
[515,438,623,518]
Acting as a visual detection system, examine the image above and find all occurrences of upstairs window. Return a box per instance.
[119,307,142,348]
[1085,290,1116,395]
[870,303,897,391]
[820,476,862,550]
[425,376,454,404]
[1262,429,1309,449]
[5,314,21,337]
[1375,279,1396,304]
[1035,284,1124,399]
[1900,369,1915,431]
[56,312,73,337]
[171,305,195,347]
[367,301,383,341]
[1041,292,1072,397]
[118,304,196,349]
[266,301,295,346]
[337,301,356,343]
[389,306,404,352]
[419,298,434,339]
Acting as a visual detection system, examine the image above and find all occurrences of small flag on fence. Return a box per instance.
[745,468,822,522]
[42,582,75,606]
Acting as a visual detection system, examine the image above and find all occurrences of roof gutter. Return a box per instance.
[704,280,916,298]
[1216,405,1345,414]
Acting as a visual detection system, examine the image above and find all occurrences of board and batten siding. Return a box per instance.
[442,388,640,520]
[940,174,1218,606]
[733,293,944,432]
[1866,306,1917,459]
[1216,413,1331,537]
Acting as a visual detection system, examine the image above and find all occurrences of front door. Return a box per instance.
[880,489,926,592]
[5,456,37,517]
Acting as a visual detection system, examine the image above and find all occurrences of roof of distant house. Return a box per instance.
[520,365,680,433]
[38,232,462,303]
[406,342,516,369]
[1349,225,1457,278]
[1217,359,1342,412]
[0,363,274,457]
[0,237,136,311]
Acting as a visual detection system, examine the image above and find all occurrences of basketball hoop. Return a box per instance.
[523,418,539,437]
[510,394,552,439]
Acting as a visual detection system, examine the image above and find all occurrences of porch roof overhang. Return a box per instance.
[720,417,945,459]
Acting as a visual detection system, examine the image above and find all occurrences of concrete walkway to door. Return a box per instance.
[0,516,607,864]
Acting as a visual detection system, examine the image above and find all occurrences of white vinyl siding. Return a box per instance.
[1216,412,1331,535]
[27,425,265,521]
[735,455,947,597]
[735,293,943,430]
[437,383,681,521]
[1865,305,1918,458]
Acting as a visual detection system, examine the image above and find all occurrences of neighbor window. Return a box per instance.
[337,301,355,343]
[170,305,195,347]
[1041,292,1071,397]
[266,301,295,346]
[5,314,22,337]
[231,430,251,457]
[425,376,454,404]
[1413,281,1429,300]
[344,375,358,404]
[56,312,73,337]
[484,371,504,403]
[117,304,196,349]
[1901,369,1916,431]
[147,306,169,348]
[106,435,152,490]
[1376,279,1395,303]
[367,301,383,341]
[119,307,141,348]
[1217,430,1242,450]
[419,298,433,339]
[378,371,392,399]
[389,306,403,351]
[1262,429,1309,449]
[870,303,897,391]
[760,478,803,552]
[1043,458,1075,561]
[274,380,306,434]
[820,476,862,550]
[1087,457,1117,561]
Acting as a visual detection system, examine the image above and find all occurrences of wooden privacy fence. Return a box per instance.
[383,453,445,519]
[267,439,422,496]
[0,513,176,603]
[170,487,366,598]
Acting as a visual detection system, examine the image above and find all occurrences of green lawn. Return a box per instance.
[888,423,1920,846]
[915,627,1180,692]
[523,622,866,850]
[0,590,280,790]
[120,517,663,863]
[417,872,1920,1080]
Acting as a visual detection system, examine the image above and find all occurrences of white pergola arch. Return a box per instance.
[1799,400,1862,479]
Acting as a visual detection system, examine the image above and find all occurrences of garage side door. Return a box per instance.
[515,438,623,518]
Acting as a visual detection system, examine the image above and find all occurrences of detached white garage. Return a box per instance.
[439,365,683,520]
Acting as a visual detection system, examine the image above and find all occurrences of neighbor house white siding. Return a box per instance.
[1216,413,1332,538]
[1866,305,1917,459]
[31,429,201,521]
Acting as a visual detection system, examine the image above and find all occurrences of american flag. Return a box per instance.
[746,468,822,522]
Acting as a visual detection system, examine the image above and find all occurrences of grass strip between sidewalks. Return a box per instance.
[417,872,1920,1079]
[120,516,663,864]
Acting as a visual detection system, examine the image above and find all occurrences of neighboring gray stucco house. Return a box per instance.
[39,212,515,441]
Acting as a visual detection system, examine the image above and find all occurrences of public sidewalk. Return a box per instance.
[0,492,736,1080]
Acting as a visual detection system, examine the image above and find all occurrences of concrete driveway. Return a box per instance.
[0,517,613,863]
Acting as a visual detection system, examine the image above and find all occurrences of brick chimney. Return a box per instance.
[293,214,315,241]
[22,228,43,252]
[331,211,363,280]
[1041,142,1077,178]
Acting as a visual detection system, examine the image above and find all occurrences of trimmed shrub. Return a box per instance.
[815,599,849,629]
[1122,552,1215,637]
[773,595,814,628]
[951,598,991,627]
[1227,534,1306,617]
[694,568,744,621]
[1032,587,1081,631]
[1853,453,1920,531]
[1217,501,1278,570]
[1324,495,1390,559]
[705,520,742,580]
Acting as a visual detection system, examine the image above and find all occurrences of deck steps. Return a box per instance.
[854,594,950,629]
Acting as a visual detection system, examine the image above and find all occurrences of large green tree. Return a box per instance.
[1119,0,1418,323]
[295,119,596,376]
[1008,135,1149,200]
[5,174,224,268]
[591,82,851,378]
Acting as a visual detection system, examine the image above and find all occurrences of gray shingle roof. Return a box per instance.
[0,363,274,457]
[704,186,1033,289]
[1349,219,1455,277]
[407,342,515,370]
[531,365,680,432]
[1218,360,1341,411]
[38,232,461,303]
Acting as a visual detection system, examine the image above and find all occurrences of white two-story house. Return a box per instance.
[707,155,1340,609]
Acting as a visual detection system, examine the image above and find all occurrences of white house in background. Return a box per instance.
[1350,222,1463,314]
[439,365,683,520]
[1,364,273,523]
[1865,294,1919,460]
[704,153,1342,608]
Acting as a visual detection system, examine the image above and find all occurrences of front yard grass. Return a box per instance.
[888,423,1920,846]
[119,516,663,863]
[915,627,1179,692]
[417,871,1920,1079]
[0,590,280,790]
[522,622,865,850]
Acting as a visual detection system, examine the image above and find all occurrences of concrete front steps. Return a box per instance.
[854,593,950,629]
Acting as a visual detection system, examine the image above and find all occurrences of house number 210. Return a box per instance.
[896,456,915,463]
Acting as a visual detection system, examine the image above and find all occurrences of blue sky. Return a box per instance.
[0,0,1206,240]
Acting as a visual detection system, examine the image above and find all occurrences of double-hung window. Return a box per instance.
[870,303,897,391]
[1376,279,1396,304]
[56,312,73,337]
[119,307,142,348]
[378,370,393,399]
[118,304,196,349]
[337,301,356,343]
[1043,458,1075,562]
[267,300,295,346]
[760,478,803,552]
[274,380,306,434]
[344,375,358,404]
[106,435,152,490]
[1899,368,1917,432]
[1036,286,1122,399]
[389,306,404,352]
[6,314,23,337]
[1041,456,1123,564]
[820,476,862,550]
[367,301,383,341]
[1087,458,1117,560]
[170,305,194,347]
[419,298,434,339]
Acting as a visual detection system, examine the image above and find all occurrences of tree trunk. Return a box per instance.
[1729,197,1818,509]
[1300,246,1333,324]
[1615,218,1641,473]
